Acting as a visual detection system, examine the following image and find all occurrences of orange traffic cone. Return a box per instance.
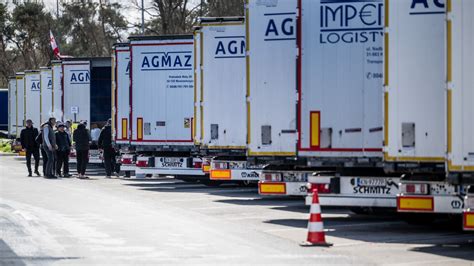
[300,190,332,247]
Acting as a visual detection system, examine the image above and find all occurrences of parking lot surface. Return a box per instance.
[1,156,473,265]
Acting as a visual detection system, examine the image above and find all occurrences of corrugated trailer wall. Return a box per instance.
[447,0,474,174]
[200,19,246,149]
[384,0,446,163]
[299,0,384,160]
[246,0,298,157]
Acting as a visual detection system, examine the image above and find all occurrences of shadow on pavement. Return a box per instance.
[0,239,80,265]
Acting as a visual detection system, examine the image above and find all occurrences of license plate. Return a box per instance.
[355,177,387,187]
[89,150,101,157]
[163,157,184,163]
[229,161,246,169]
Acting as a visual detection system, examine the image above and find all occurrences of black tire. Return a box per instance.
[238,180,256,187]
[176,176,199,183]
[125,171,131,178]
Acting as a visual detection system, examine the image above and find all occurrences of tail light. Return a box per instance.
[136,159,148,167]
[262,173,282,182]
[70,150,77,158]
[307,183,331,194]
[193,161,202,168]
[202,160,211,173]
[401,183,429,195]
[212,162,228,170]
[121,157,133,165]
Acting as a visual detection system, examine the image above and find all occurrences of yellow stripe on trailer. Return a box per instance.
[259,182,286,195]
[463,212,474,231]
[398,196,434,212]
[210,170,231,180]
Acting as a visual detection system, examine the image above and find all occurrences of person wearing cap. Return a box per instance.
[20,119,41,177]
[98,118,116,178]
[55,123,72,177]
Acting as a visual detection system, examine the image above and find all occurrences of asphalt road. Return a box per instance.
[1,155,473,265]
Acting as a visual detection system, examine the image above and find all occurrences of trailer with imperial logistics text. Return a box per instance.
[51,60,63,120]
[128,35,205,179]
[15,72,25,139]
[246,0,402,210]
[24,70,41,127]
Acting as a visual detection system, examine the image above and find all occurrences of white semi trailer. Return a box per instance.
[386,0,461,216]
[112,43,136,177]
[447,0,474,230]
[194,17,261,184]
[129,35,204,179]
[247,0,400,209]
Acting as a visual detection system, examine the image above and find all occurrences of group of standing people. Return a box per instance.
[20,117,116,179]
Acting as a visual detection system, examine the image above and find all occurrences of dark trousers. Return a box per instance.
[25,148,40,174]
[40,147,47,175]
[76,150,89,176]
[56,150,70,175]
[103,147,115,176]
[43,146,55,177]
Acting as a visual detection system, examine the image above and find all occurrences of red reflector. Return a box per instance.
[406,184,415,193]
[121,158,133,165]
[310,183,331,194]
[193,162,202,168]
[136,160,148,167]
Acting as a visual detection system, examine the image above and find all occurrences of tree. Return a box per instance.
[207,0,244,17]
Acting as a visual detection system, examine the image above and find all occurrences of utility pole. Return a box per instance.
[141,0,145,34]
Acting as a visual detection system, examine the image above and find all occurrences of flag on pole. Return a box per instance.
[50,30,61,59]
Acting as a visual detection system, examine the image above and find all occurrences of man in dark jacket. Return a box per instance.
[20,119,40,177]
[55,123,72,177]
[73,123,91,178]
[98,119,115,178]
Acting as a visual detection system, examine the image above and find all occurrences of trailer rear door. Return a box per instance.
[52,62,63,120]
[201,21,246,149]
[384,0,445,162]
[8,78,17,136]
[448,0,474,172]
[114,45,130,144]
[40,68,53,123]
[130,36,194,146]
[247,0,298,156]
[299,0,384,159]
[62,61,91,123]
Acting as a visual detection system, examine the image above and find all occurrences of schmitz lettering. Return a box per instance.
[141,51,192,71]
[319,0,383,44]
